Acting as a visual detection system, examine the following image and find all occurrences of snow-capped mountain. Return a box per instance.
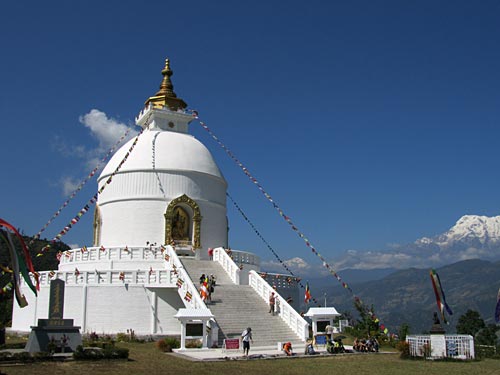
[416,215,500,248]
[334,214,500,270]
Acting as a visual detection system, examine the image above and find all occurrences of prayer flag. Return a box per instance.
[495,287,500,323]
[304,282,311,304]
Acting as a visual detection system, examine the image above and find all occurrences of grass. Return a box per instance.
[0,341,499,375]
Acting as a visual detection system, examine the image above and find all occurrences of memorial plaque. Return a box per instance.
[48,279,65,319]
[26,278,82,353]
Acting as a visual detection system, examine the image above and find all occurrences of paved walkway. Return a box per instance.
[172,344,356,361]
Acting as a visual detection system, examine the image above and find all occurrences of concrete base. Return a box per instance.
[25,319,82,353]
[430,334,446,359]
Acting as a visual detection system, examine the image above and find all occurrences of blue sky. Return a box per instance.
[1,1,499,272]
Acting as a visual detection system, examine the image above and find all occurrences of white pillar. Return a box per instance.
[81,285,88,332]
[180,321,186,350]
[150,291,157,334]
[202,321,208,348]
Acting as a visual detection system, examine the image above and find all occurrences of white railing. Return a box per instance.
[59,246,166,265]
[407,335,475,359]
[249,270,309,341]
[163,245,207,310]
[228,250,260,268]
[213,247,240,285]
[29,268,177,287]
[27,245,207,310]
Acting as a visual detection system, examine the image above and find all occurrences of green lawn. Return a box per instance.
[0,342,499,375]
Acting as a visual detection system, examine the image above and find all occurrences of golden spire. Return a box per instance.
[145,58,187,111]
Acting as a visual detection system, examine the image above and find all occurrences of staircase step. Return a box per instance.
[179,258,304,346]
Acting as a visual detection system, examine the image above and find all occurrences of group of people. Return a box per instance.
[353,337,379,352]
[326,337,346,354]
[199,273,216,303]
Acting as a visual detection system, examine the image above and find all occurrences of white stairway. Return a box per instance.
[180,257,304,347]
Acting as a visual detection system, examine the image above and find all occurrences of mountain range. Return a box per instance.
[332,214,500,270]
[312,259,500,334]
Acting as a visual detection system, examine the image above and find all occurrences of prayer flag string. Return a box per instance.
[37,112,153,258]
[32,127,132,243]
[196,113,390,334]
[227,192,322,307]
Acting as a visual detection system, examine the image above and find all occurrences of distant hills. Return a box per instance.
[311,259,500,334]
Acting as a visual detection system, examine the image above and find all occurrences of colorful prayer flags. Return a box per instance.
[304,282,311,304]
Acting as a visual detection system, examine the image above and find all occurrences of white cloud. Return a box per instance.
[60,176,81,196]
[55,109,137,195]
[79,109,137,152]
[261,256,331,278]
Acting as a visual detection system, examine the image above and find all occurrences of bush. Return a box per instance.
[396,341,410,359]
[12,352,33,362]
[32,352,53,361]
[155,340,171,352]
[185,339,202,349]
[475,345,497,359]
[73,345,129,360]
[155,337,180,352]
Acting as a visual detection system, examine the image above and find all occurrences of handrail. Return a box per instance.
[59,246,166,265]
[24,269,177,287]
[164,245,207,309]
[213,247,240,285]
[248,270,309,341]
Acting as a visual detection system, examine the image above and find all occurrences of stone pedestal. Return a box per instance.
[25,318,82,353]
[430,333,446,359]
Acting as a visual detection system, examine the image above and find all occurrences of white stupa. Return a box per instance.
[11,59,304,343]
[93,59,228,253]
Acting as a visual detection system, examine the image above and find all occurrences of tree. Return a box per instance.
[475,324,499,346]
[353,300,380,337]
[398,323,410,341]
[456,309,485,336]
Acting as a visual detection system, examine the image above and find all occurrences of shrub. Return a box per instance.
[155,339,171,352]
[73,345,129,360]
[475,345,497,359]
[32,352,53,361]
[0,352,12,361]
[156,337,180,352]
[185,339,202,349]
[396,341,410,359]
[12,352,33,362]
[116,333,128,342]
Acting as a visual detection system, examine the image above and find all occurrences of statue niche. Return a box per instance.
[172,206,190,241]
[164,194,202,249]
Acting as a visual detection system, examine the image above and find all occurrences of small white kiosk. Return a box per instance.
[305,307,341,345]
[174,308,214,349]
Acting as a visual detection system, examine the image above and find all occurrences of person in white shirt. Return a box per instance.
[241,327,253,356]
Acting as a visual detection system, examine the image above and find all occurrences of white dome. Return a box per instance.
[95,127,228,249]
[100,130,223,180]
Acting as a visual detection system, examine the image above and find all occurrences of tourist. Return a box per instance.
[269,292,276,315]
[325,324,334,340]
[304,340,318,355]
[199,274,205,285]
[283,341,293,356]
[241,327,253,356]
[208,247,213,260]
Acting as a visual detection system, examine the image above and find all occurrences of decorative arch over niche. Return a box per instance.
[93,204,101,246]
[164,194,202,249]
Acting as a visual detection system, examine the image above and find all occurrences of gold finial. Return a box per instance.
[145,58,187,111]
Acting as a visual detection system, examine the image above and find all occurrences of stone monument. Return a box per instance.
[429,312,446,358]
[25,279,82,353]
